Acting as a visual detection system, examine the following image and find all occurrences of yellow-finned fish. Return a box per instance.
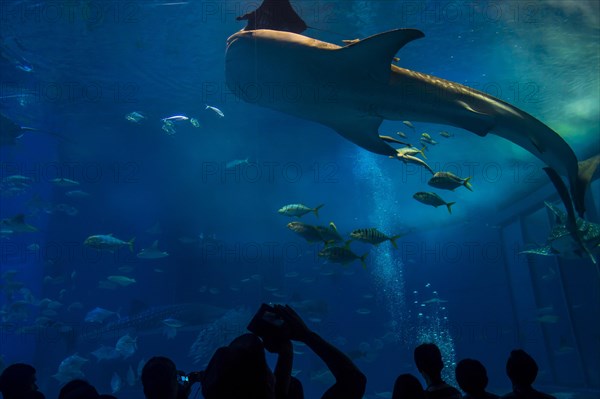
[318,242,368,269]
[428,172,472,192]
[287,222,324,243]
[350,228,403,248]
[84,234,135,252]
[278,203,324,218]
[413,192,455,214]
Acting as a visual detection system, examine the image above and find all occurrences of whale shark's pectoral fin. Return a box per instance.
[237,0,307,34]
[329,116,397,157]
[340,29,425,82]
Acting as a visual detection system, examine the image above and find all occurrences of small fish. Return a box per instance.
[137,240,169,259]
[356,308,371,315]
[107,275,136,287]
[190,117,200,128]
[413,192,455,214]
[161,115,189,122]
[396,131,408,138]
[84,234,135,253]
[287,221,324,243]
[421,133,433,140]
[420,136,439,146]
[53,354,88,383]
[402,121,415,129]
[115,334,137,359]
[91,346,120,362]
[65,190,91,198]
[2,175,32,184]
[439,131,453,138]
[162,120,176,135]
[205,105,225,117]
[318,243,367,268]
[350,228,402,248]
[428,172,472,191]
[278,203,324,218]
[50,177,80,187]
[395,152,434,174]
[111,372,122,394]
[423,298,448,304]
[125,111,145,123]
[226,158,249,169]
[126,365,135,386]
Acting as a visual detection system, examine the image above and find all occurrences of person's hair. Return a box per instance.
[0,363,36,396]
[506,349,538,387]
[202,333,274,399]
[414,343,444,378]
[58,379,99,399]
[141,356,178,399]
[392,373,425,399]
[455,359,488,394]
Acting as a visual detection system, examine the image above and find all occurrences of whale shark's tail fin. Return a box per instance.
[544,167,597,265]
[237,0,307,34]
[574,154,600,217]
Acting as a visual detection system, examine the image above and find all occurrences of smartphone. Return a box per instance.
[247,303,285,337]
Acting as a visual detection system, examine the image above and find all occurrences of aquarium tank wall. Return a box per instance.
[0,1,599,398]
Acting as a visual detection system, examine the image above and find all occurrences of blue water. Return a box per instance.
[1,1,599,398]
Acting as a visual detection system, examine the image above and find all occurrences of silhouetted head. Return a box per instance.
[58,379,99,399]
[455,359,488,395]
[392,373,425,399]
[506,349,538,387]
[141,356,179,399]
[0,363,38,398]
[202,333,275,399]
[414,343,444,380]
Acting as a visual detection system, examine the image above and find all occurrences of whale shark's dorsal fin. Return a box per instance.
[341,29,425,82]
[237,0,307,34]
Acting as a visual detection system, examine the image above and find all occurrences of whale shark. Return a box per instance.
[225,0,597,219]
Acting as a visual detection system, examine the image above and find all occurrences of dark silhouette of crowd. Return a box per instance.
[0,304,560,399]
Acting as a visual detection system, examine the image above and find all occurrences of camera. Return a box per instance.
[177,370,203,385]
[247,303,289,339]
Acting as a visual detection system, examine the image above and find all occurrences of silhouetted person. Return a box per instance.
[414,343,461,399]
[58,379,100,399]
[393,373,425,399]
[202,304,366,399]
[202,333,275,399]
[0,363,43,399]
[455,359,499,399]
[141,356,192,399]
[502,350,557,399]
